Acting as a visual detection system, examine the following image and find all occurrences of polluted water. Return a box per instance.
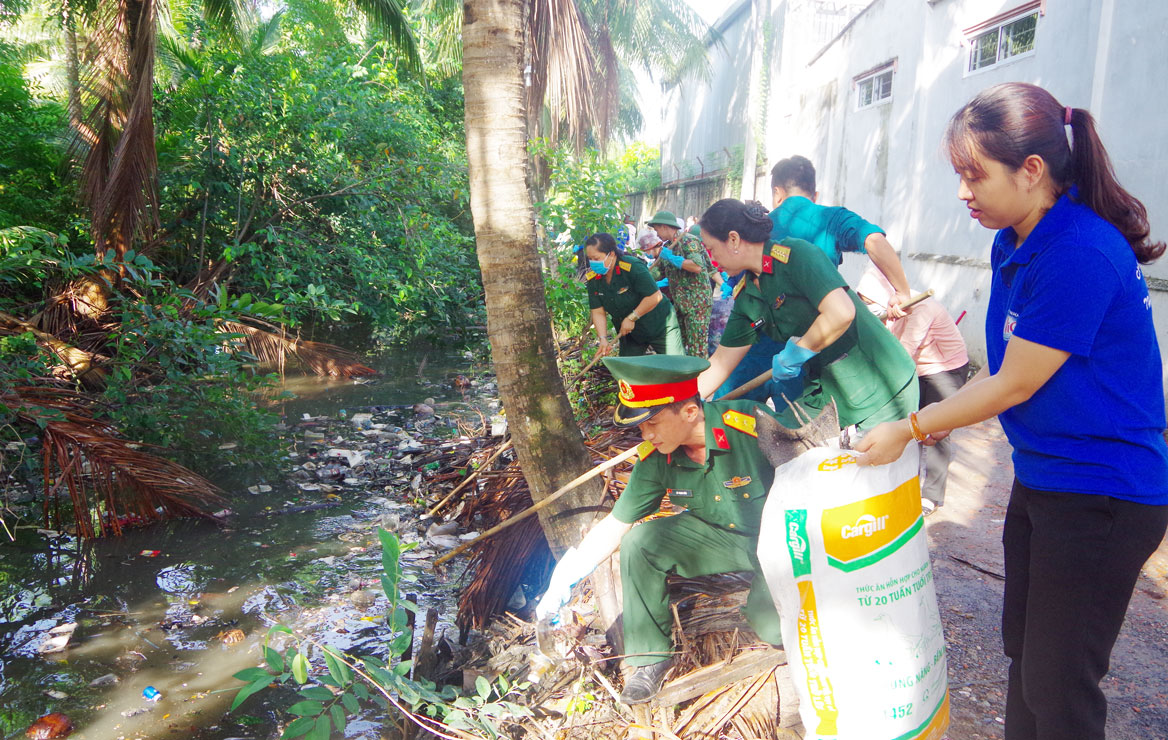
[0,348,504,739]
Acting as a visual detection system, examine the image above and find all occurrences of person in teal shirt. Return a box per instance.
[717,155,914,401]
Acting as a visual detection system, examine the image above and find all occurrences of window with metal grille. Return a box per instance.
[856,68,893,110]
[968,11,1038,72]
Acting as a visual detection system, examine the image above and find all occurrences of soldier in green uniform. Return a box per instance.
[696,198,918,428]
[583,232,683,356]
[646,211,715,357]
[534,354,783,704]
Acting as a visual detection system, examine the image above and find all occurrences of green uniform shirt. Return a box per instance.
[587,257,673,346]
[769,195,885,266]
[611,400,776,536]
[721,238,916,427]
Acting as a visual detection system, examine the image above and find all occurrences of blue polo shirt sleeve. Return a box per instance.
[611,458,667,524]
[824,206,884,255]
[1010,246,1120,356]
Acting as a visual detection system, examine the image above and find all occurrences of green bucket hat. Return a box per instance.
[602,354,710,427]
[646,210,682,229]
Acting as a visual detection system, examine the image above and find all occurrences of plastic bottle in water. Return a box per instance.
[142,686,161,702]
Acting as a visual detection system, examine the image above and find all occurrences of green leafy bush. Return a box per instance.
[231,528,534,739]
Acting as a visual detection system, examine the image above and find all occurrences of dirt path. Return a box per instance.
[928,420,1168,739]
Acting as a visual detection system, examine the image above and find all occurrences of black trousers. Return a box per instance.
[918,363,968,505]
[1002,479,1168,740]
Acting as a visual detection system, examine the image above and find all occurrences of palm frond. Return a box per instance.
[530,0,598,148]
[4,388,226,538]
[0,310,108,388]
[353,0,422,74]
[77,0,160,262]
[155,32,204,89]
[200,0,243,42]
[411,0,460,78]
[248,8,285,57]
[219,321,377,378]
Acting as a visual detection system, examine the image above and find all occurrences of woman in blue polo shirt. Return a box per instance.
[856,82,1168,740]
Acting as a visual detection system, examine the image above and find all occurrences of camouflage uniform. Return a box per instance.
[651,231,714,357]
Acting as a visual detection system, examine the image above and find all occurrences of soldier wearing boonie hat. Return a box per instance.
[534,354,784,704]
[646,211,715,358]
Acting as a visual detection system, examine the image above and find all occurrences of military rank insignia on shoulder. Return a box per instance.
[619,260,632,272]
[636,439,657,460]
[585,270,599,280]
[721,410,758,437]
[770,244,791,264]
[732,280,746,299]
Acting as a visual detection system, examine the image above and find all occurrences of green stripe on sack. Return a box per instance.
[785,509,811,579]
[826,516,923,573]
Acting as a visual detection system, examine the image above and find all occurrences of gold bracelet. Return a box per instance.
[909,412,926,443]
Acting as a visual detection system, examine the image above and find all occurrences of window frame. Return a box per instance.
[963,2,1042,76]
[853,60,896,111]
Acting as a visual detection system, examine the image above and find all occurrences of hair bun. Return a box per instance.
[743,200,770,224]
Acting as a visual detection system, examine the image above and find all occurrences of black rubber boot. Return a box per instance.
[620,658,674,704]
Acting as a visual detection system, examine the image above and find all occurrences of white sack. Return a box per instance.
[757,441,949,740]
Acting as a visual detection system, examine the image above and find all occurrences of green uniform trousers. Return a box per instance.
[619,512,782,666]
[619,308,684,357]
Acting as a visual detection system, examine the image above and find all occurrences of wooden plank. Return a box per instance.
[653,647,787,706]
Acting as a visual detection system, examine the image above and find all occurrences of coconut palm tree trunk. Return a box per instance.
[461,0,604,557]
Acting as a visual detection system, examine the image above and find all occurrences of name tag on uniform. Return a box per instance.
[751,318,766,331]
[667,488,693,498]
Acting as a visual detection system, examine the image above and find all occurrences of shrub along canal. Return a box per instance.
[0,347,496,739]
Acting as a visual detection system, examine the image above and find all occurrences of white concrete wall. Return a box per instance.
[659,0,754,183]
[756,0,1168,372]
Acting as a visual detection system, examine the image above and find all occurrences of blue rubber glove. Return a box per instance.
[656,277,669,288]
[658,246,686,269]
[719,273,734,299]
[772,338,818,380]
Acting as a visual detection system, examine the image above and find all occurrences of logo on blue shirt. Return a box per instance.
[1003,310,1018,342]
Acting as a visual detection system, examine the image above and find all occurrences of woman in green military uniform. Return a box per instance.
[646,211,715,357]
[583,232,683,357]
[695,199,918,428]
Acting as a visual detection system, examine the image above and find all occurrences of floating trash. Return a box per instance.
[24,712,73,739]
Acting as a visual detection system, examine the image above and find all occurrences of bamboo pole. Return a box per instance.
[432,444,641,567]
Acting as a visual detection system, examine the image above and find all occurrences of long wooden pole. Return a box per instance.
[714,289,935,402]
[433,444,640,567]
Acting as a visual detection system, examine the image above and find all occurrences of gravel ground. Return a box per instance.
[926,419,1168,739]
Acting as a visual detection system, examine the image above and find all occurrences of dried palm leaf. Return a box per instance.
[530,0,599,148]
[219,321,376,378]
[4,388,226,538]
[78,0,161,263]
[0,310,108,389]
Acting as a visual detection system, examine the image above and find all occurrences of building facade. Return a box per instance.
[650,0,1168,367]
